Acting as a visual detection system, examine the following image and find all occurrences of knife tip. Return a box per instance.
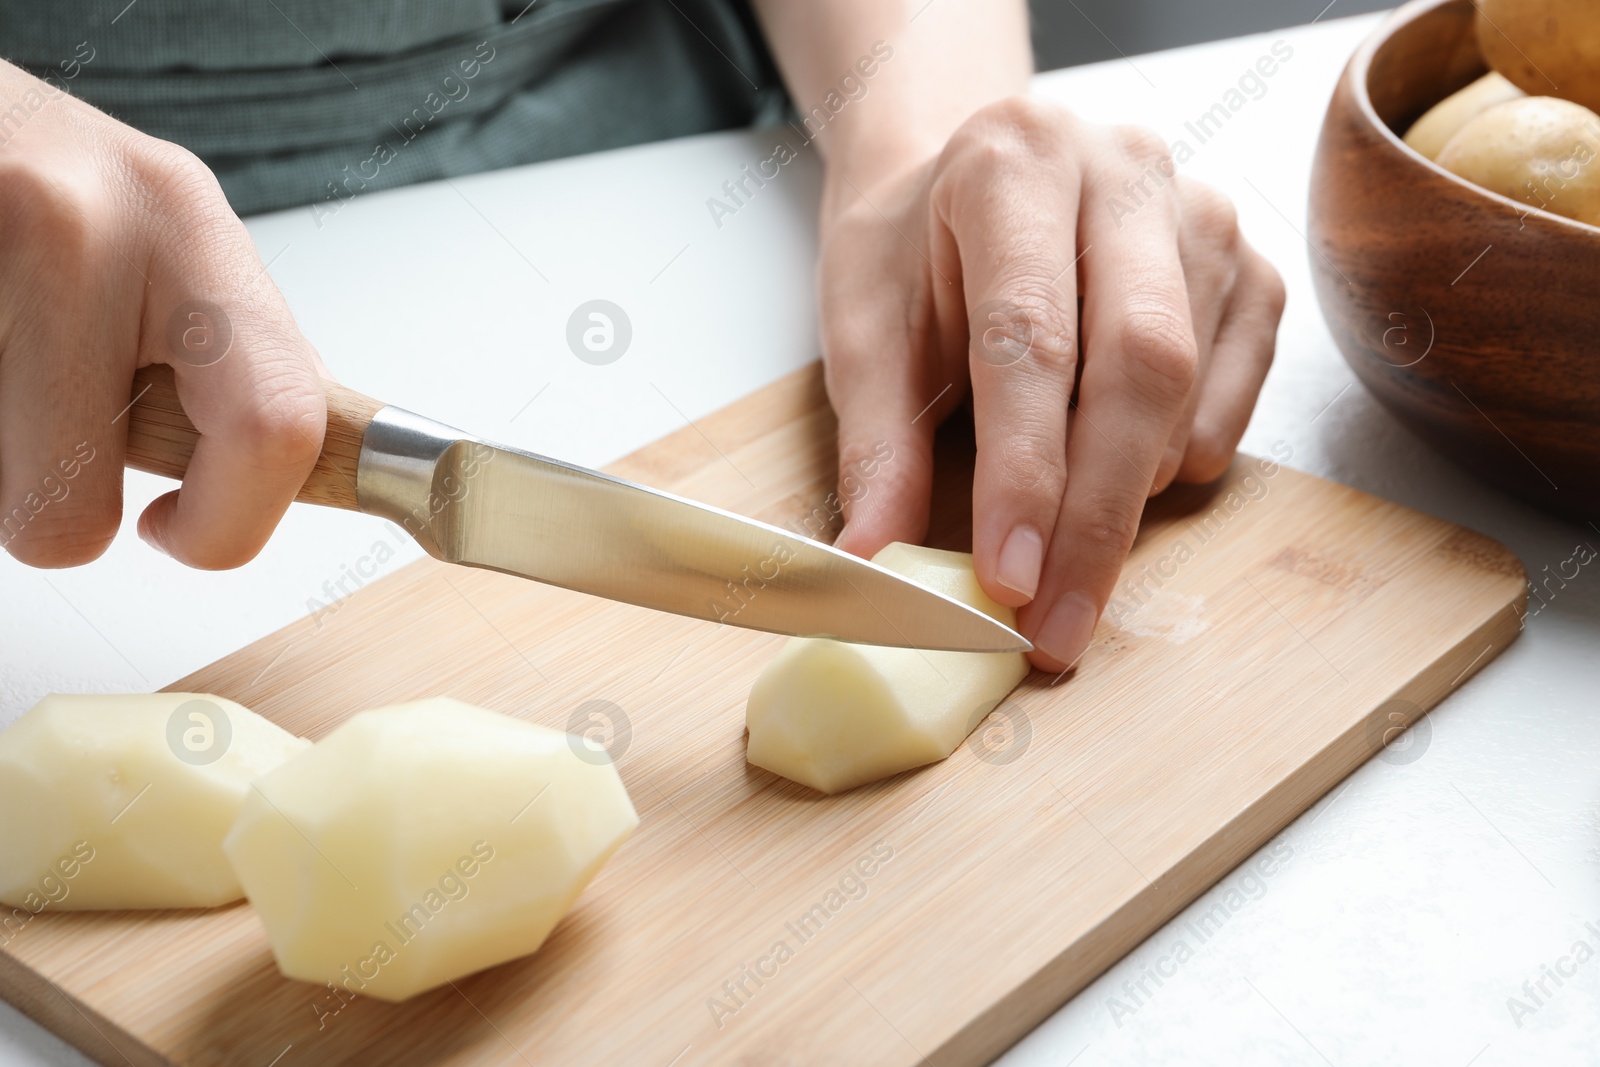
[997,634,1035,655]
[965,618,1033,655]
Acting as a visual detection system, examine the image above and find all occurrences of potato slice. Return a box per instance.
[0,693,308,911]
[745,543,1030,794]
[1404,72,1526,160]
[222,698,638,1002]
[1436,96,1600,225]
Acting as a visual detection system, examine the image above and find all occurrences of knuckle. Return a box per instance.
[995,432,1065,497]
[1112,124,1171,166]
[0,158,106,259]
[838,436,908,486]
[128,139,217,203]
[1117,305,1199,399]
[981,96,1060,138]
[1180,425,1234,482]
[821,312,919,371]
[1260,261,1289,318]
[1186,184,1239,248]
[123,138,234,236]
[945,133,1021,182]
[832,440,911,525]
[986,284,1079,371]
[820,351,850,399]
[229,368,326,473]
[955,97,1070,164]
[1075,501,1141,558]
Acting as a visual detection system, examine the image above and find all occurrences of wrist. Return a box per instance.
[817,130,941,227]
[814,90,1030,225]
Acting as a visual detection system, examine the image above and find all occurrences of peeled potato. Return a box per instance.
[1404,72,1526,159]
[1436,96,1600,225]
[223,698,637,1001]
[1476,0,1600,113]
[0,693,308,910]
[745,543,1029,794]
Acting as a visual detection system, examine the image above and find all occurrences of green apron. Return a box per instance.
[3,0,785,216]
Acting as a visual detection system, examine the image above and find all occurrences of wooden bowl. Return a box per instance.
[1308,0,1600,522]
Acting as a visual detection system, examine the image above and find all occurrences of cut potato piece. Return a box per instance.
[223,698,638,1002]
[0,693,308,910]
[745,543,1030,794]
[1404,72,1526,160]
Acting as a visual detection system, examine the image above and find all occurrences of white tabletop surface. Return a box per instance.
[4,11,1598,1066]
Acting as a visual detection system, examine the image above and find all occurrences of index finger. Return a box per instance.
[135,165,327,569]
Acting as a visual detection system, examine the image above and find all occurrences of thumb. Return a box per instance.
[828,381,948,560]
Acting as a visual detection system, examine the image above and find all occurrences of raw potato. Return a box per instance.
[223,698,638,1002]
[745,543,1029,794]
[1476,0,1600,113]
[0,693,308,910]
[1436,96,1600,225]
[1404,72,1525,159]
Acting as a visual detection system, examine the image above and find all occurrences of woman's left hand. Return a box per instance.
[817,98,1286,671]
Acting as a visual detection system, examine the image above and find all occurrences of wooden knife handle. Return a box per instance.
[124,364,386,512]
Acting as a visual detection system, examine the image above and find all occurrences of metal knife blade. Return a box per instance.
[356,406,1031,653]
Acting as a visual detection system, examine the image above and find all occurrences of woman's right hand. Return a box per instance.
[0,58,327,569]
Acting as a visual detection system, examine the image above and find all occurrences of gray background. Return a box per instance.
[1029,0,1393,69]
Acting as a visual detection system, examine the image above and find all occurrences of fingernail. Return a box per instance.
[1034,592,1098,668]
[995,525,1044,600]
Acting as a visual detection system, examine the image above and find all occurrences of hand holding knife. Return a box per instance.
[125,366,1030,654]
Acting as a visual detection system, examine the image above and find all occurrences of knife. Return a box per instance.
[123,367,1031,654]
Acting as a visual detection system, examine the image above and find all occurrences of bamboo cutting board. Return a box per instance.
[1,363,1525,1067]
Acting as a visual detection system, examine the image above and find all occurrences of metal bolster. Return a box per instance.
[356,406,474,559]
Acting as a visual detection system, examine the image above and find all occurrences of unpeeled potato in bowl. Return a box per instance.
[1404,72,1526,159]
[1476,0,1600,113]
[1435,95,1600,226]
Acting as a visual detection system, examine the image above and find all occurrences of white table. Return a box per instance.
[5,12,1598,1066]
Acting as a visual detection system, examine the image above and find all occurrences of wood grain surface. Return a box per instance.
[1,363,1526,1067]
[1308,0,1600,522]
